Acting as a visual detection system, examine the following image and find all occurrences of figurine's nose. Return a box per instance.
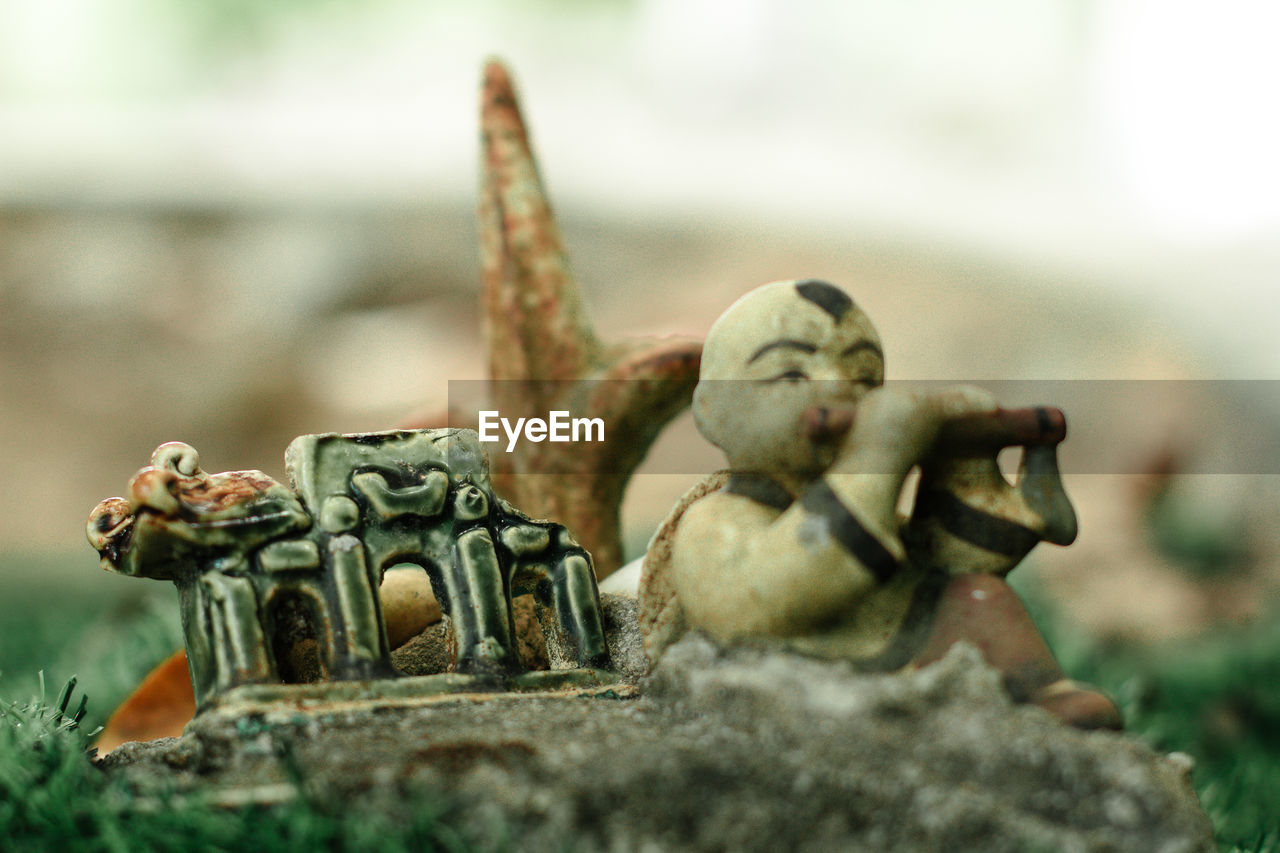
[808,361,849,383]
[807,365,867,404]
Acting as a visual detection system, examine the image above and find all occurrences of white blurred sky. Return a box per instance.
[1,0,1278,376]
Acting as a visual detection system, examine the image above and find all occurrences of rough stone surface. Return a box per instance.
[99,611,1212,852]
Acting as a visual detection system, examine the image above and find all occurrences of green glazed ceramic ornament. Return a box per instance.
[639,279,1121,730]
[89,428,612,713]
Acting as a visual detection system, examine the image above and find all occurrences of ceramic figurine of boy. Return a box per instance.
[639,279,1120,730]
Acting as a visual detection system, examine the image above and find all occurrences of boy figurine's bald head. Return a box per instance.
[694,280,884,482]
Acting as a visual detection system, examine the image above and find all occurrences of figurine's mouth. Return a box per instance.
[801,405,855,446]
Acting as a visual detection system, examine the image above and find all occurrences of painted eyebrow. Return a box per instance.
[843,341,884,361]
[747,339,818,364]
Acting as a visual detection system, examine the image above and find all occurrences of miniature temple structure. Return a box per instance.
[89,428,612,712]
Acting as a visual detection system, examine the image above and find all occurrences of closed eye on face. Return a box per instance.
[842,340,883,360]
[842,340,884,385]
[747,339,818,364]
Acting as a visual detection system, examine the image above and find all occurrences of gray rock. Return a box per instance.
[99,622,1212,852]
[599,593,649,682]
[644,635,1211,852]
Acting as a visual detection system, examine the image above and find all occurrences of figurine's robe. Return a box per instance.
[640,472,942,668]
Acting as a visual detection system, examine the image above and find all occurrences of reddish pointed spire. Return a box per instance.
[476,60,701,575]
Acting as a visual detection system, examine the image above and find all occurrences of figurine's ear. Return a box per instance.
[691,381,722,450]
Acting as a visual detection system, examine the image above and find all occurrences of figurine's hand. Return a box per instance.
[821,386,1000,483]
[921,385,1000,421]
[835,386,994,467]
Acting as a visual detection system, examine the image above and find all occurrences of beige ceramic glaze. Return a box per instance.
[641,279,1120,730]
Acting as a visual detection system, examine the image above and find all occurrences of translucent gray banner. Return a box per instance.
[444,379,1280,475]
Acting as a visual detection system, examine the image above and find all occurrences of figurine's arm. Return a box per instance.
[671,386,1000,644]
[671,494,887,641]
[813,385,998,526]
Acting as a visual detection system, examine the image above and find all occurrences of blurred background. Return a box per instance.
[1,0,1278,845]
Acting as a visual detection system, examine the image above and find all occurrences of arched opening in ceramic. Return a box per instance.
[266,587,330,684]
